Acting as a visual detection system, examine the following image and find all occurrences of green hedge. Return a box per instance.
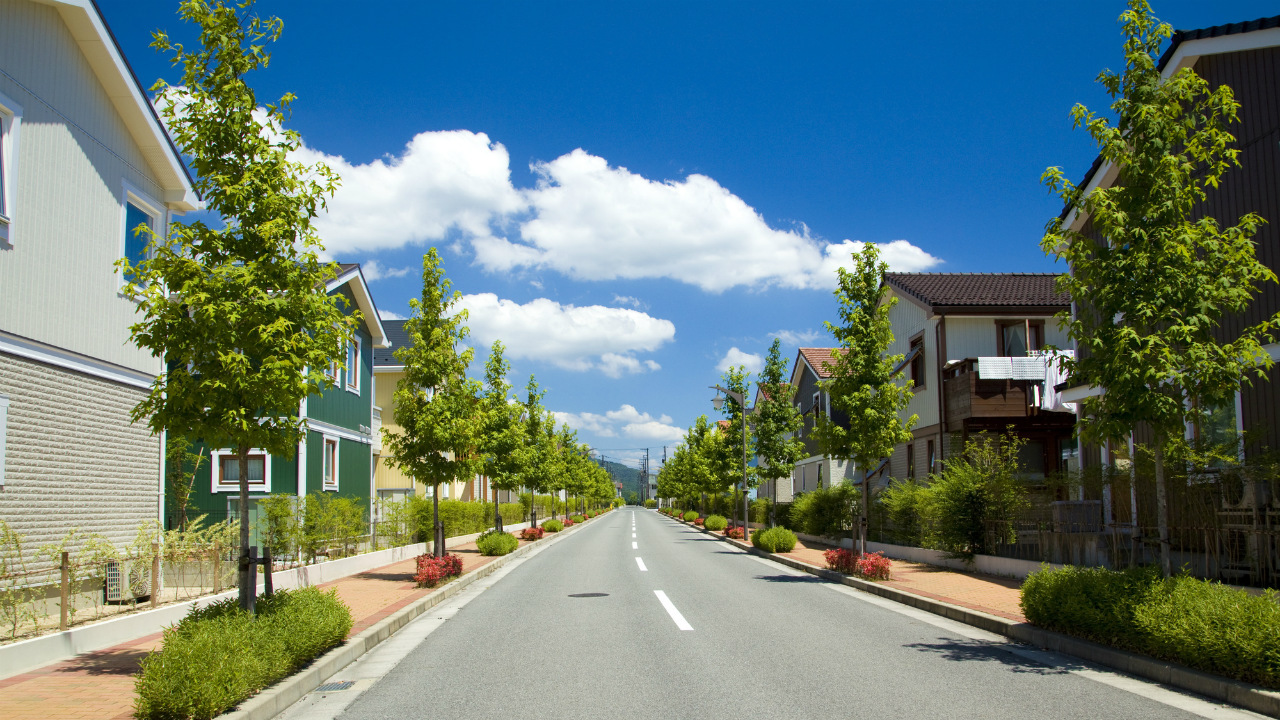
[751,526,797,553]
[134,588,352,719]
[541,519,564,533]
[644,499,657,508]
[411,499,527,541]
[1021,565,1280,688]
[682,511,699,522]
[476,530,519,556]
[703,515,728,531]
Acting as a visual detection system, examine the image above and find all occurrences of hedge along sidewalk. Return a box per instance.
[661,513,1280,719]
[0,518,593,720]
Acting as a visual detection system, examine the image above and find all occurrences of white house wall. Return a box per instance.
[0,0,170,375]
[941,316,1070,361]
[885,290,940,429]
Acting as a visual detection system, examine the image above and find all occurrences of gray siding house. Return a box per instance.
[0,0,198,564]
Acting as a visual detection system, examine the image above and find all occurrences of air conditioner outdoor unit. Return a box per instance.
[105,559,151,603]
[1221,475,1272,510]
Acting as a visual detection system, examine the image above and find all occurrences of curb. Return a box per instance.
[221,514,603,720]
[662,514,1280,719]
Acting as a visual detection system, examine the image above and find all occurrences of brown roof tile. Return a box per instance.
[885,273,1068,309]
[799,347,845,379]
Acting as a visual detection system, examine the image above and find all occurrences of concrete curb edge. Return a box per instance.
[659,512,1280,719]
[220,513,604,720]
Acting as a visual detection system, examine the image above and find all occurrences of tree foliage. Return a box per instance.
[753,339,806,523]
[478,341,522,527]
[1041,0,1277,574]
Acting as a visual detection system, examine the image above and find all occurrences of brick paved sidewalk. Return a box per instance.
[0,538,531,720]
[702,523,1026,622]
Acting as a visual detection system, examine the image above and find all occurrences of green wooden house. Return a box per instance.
[167,264,390,545]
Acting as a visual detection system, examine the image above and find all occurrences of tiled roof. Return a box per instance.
[1068,14,1280,215]
[885,273,1068,309]
[799,347,845,379]
[374,320,408,366]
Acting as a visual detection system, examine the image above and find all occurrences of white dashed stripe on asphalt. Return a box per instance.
[632,541,637,549]
[654,590,693,631]
[636,557,647,571]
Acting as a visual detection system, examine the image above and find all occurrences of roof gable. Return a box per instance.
[328,264,389,349]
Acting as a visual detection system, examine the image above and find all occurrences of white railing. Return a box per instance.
[372,405,382,451]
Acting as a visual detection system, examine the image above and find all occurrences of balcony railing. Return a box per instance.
[942,357,1074,432]
[371,405,382,452]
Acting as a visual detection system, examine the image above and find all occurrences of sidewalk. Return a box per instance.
[0,538,530,720]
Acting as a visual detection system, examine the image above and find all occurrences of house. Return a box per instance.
[0,0,198,565]
[880,273,1075,483]
[172,264,390,544]
[775,347,857,501]
[372,319,501,507]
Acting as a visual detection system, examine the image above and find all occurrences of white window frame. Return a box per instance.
[119,180,164,289]
[345,335,361,395]
[211,448,272,493]
[0,90,23,245]
[322,435,340,491]
[0,394,9,487]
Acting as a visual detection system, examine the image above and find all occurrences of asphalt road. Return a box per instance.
[280,509,1264,720]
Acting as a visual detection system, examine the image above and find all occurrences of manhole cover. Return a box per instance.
[568,592,609,598]
[317,681,355,692]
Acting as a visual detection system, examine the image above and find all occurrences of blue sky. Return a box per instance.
[99,1,1279,471]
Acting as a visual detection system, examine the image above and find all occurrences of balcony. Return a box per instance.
[943,358,1074,433]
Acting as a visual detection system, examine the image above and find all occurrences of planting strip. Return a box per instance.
[659,511,1280,719]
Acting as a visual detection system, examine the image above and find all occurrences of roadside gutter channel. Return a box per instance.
[665,513,1280,719]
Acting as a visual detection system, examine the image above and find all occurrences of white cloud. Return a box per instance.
[458,293,674,377]
[361,259,413,282]
[773,329,825,346]
[613,294,645,309]
[717,347,764,375]
[554,404,684,444]
[378,309,406,321]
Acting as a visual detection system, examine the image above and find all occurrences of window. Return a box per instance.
[1191,390,1243,466]
[927,439,935,475]
[906,443,915,478]
[909,335,925,388]
[345,336,360,394]
[0,90,22,244]
[120,182,162,286]
[812,391,822,416]
[323,436,339,490]
[211,449,271,492]
[998,321,1044,357]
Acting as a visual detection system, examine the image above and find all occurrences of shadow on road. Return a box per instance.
[903,639,1070,675]
[753,574,824,583]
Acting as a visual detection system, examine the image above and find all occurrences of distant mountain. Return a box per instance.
[597,458,645,498]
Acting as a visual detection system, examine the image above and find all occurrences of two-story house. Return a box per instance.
[0,0,198,566]
[174,264,390,543]
[775,347,856,501]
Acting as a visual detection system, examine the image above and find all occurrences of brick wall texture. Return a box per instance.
[0,352,159,571]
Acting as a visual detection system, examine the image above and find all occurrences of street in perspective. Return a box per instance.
[1,0,1279,719]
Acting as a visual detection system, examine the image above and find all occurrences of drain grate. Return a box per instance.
[317,681,355,692]
[568,592,609,598]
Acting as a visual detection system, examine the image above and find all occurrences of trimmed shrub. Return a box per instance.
[476,530,519,556]
[724,525,745,540]
[788,482,860,539]
[415,553,463,587]
[703,515,728,531]
[571,514,586,523]
[520,526,545,541]
[541,519,564,533]
[644,499,657,508]
[825,548,859,575]
[693,516,705,526]
[751,526,797,553]
[134,587,352,720]
[856,551,892,580]
[1021,565,1280,688]
[682,511,698,522]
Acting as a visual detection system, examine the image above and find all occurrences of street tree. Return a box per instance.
[1041,0,1278,576]
[383,249,483,557]
[814,243,917,553]
[753,339,806,526]
[479,341,522,532]
[128,0,353,609]
[520,376,552,526]
[714,365,754,529]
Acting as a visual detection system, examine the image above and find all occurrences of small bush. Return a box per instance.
[789,482,860,539]
[725,525,745,540]
[856,552,892,580]
[682,511,699,522]
[562,518,575,527]
[751,526,797,553]
[541,519,564,533]
[825,548,859,574]
[520,527,544,541]
[644,499,657,508]
[571,514,586,523]
[476,530,519,556]
[1021,565,1280,688]
[134,588,352,720]
[693,516,705,526]
[415,553,464,586]
[703,515,728,531]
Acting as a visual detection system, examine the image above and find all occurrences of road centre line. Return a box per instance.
[636,557,647,571]
[654,590,693,631]
[632,541,638,549]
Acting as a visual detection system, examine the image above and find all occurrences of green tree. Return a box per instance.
[814,244,917,553]
[714,365,754,530]
[754,339,806,526]
[383,249,483,557]
[1041,0,1277,576]
[520,376,553,526]
[131,0,353,609]
[478,341,522,532]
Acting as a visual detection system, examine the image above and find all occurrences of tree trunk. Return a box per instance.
[1153,436,1172,577]
[859,474,869,556]
[237,443,253,611]
[494,491,502,534]
[433,486,444,558]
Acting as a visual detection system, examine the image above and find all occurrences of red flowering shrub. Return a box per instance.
[724,526,745,540]
[824,548,859,575]
[415,553,464,588]
[856,552,892,580]
[520,526,545,541]
[694,517,705,526]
